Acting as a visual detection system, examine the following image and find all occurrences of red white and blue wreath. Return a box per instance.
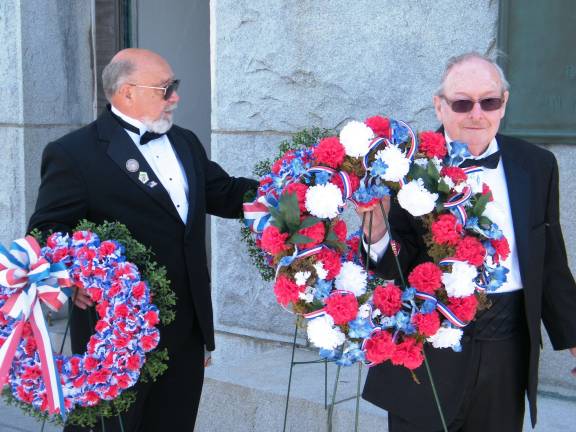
[0,229,163,421]
[243,116,510,370]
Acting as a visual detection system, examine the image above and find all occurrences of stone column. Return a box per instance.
[0,0,93,245]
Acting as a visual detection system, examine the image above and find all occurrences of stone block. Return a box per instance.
[212,0,497,133]
[0,0,23,124]
[0,127,25,245]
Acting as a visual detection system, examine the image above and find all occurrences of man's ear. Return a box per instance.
[500,90,510,119]
[433,95,443,123]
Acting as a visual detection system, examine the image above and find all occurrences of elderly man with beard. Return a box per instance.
[29,48,257,431]
[360,52,576,431]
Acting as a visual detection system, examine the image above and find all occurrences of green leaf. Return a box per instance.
[279,193,302,232]
[427,160,440,182]
[298,216,321,230]
[472,193,490,217]
[438,179,451,194]
[289,233,314,244]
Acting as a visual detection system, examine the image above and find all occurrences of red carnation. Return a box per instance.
[140,334,159,351]
[482,183,494,201]
[317,248,342,280]
[95,320,109,333]
[116,374,132,389]
[52,247,69,262]
[412,312,441,337]
[391,337,424,370]
[84,391,100,406]
[271,151,296,174]
[313,137,346,168]
[87,287,103,302]
[332,220,347,242]
[99,241,117,256]
[491,237,510,264]
[365,115,391,138]
[131,281,146,300]
[96,300,109,318]
[373,283,403,316]
[408,262,443,294]
[83,356,98,371]
[104,385,119,400]
[284,182,308,213]
[114,304,129,318]
[431,213,463,246]
[448,295,478,322]
[440,166,467,184]
[455,236,486,267]
[325,292,359,325]
[127,354,141,371]
[364,330,396,364]
[298,222,326,249]
[261,225,290,255]
[419,132,447,159]
[87,368,111,385]
[144,310,160,327]
[332,172,361,196]
[274,275,301,306]
[345,237,361,261]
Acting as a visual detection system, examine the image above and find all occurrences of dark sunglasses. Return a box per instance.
[129,79,180,100]
[441,96,504,113]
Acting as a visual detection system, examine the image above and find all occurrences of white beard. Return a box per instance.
[142,104,177,133]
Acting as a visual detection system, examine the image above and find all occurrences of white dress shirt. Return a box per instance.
[365,136,523,293]
[111,106,189,223]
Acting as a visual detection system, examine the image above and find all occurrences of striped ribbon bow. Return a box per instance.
[0,236,72,418]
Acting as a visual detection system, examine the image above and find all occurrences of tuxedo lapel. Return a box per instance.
[168,128,197,234]
[499,136,531,284]
[98,112,183,224]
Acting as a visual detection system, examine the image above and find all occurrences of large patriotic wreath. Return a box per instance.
[242,116,510,369]
[0,221,175,427]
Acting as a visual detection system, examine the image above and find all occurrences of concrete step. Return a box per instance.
[196,332,576,432]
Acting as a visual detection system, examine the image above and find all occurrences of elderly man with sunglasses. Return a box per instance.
[28,48,257,432]
[360,52,576,432]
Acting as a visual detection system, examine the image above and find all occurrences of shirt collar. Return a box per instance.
[111,105,147,136]
[444,133,499,159]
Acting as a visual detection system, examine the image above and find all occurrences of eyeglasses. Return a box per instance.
[129,79,180,100]
[441,95,504,113]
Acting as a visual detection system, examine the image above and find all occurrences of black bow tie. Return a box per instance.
[459,150,501,169]
[110,111,165,145]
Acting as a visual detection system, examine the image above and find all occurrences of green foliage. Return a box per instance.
[471,193,490,217]
[13,220,175,427]
[239,224,275,281]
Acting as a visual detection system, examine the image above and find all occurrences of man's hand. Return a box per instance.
[570,347,576,377]
[71,286,94,310]
[355,196,391,244]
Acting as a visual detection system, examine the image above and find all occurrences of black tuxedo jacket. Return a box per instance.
[362,133,576,428]
[28,109,257,355]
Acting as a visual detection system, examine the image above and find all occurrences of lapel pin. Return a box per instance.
[148,181,158,188]
[138,171,149,184]
[126,159,139,172]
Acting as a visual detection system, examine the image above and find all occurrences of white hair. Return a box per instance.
[435,51,510,96]
[101,59,136,101]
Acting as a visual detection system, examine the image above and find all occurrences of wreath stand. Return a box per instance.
[281,209,449,432]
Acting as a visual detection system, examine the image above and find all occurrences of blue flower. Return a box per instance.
[420,299,437,314]
[448,140,471,166]
[390,120,410,144]
[370,159,389,178]
[348,317,373,339]
[314,171,331,185]
[313,279,333,300]
[402,287,416,302]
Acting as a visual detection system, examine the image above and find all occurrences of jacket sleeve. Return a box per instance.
[27,141,88,234]
[541,156,576,350]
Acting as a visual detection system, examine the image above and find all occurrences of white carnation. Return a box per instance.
[359,303,371,319]
[335,261,367,296]
[482,201,504,227]
[427,326,463,349]
[442,261,478,298]
[397,179,439,216]
[298,291,314,303]
[294,271,311,287]
[373,146,410,182]
[339,120,374,157]
[307,315,346,350]
[305,183,344,219]
[313,261,328,280]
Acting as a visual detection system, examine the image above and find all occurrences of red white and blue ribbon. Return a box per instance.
[443,186,473,225]
[414,291,467,328]
[243,194,278,233]
[0,236,72,419]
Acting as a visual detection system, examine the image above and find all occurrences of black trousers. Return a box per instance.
[388,335,528,432]
[64,307,206,432]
